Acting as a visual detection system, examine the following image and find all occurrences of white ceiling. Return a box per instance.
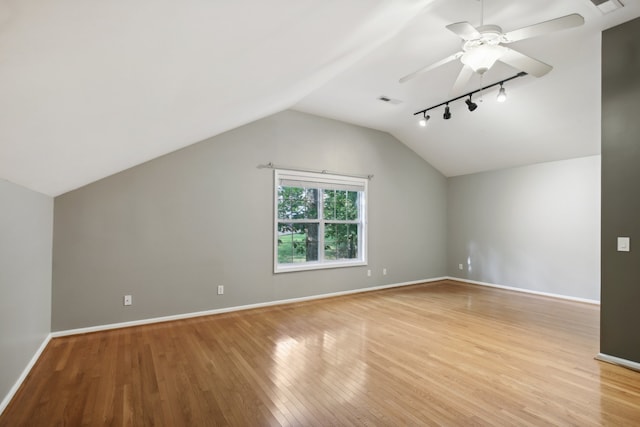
[1,0,639,196]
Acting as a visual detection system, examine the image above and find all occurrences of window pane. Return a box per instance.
[304,223,319,262]
[304,188,318,219]
[324,223,358,260]
[324,223,337,260]
[278,186,301,220]
[278,186,318,220]
[277,223,295,263]
[336,191,347,221]
[345,191,358,221]
[278,222,318,264]
[323,190,336,220]
[324,190,359,221]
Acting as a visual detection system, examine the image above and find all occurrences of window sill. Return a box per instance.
[274,259,367,274]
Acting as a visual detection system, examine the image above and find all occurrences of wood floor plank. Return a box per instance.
[2,280,640,426]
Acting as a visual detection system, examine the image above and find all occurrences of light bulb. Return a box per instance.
[497,86,507,103]
[418,114,430,127]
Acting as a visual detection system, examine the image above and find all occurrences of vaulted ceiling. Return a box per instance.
[1,0,639,196]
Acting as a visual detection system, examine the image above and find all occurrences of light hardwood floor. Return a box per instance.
[2,280,639,426]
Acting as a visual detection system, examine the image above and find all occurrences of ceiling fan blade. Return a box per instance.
[450,65,474,96]
[399,52,463,83]
[446,22,481,41]
[503,14,584,43]
[498,47,552,77]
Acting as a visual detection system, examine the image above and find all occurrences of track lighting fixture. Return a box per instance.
[443,104,451,120]
[413,72,525,123]
[497,84,507,102]
[465,95,478,112]
[418,112,430,127]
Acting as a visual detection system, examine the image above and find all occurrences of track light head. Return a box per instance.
[497,84,507,103]
[465,96,478,112]
[418,112,430,127]
[443,104,451,120]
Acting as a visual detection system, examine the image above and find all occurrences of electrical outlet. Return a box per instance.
[383,268,387,275]
[617,237,630,252]
[459,264,463,270]
[217,285,224,295]
[367,269,371,277]
[124,295,132,306]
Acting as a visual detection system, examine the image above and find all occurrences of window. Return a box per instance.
[274,170,367,273]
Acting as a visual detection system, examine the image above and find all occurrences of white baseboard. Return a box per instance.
[448,277,600,305]
[0,333,52,417]
[596,353,640,372]
[51,277,448,338]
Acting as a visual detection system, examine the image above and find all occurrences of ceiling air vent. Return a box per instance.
[378,96,402,105]
[590,0,624,14]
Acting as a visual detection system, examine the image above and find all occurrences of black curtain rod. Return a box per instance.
[413,72,527,116]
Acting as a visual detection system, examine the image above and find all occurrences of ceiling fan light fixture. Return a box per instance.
[399,9,584,85]
[461,44,504,75]
[497,84,507,102]
[443,104,452,120]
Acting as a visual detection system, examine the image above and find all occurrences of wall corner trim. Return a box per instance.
[51,277,448,338]
[596,353,640,372]
[447,277,601,305]
[0,333,52,417]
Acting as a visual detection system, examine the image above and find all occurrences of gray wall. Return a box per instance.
[0,180,52,404]
[601,17,640,363]
[447,156,601,301]
[52,110,448,331]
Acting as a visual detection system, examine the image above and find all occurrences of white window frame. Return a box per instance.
[274,169,368,273]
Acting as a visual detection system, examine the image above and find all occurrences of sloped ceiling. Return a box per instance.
[1,0,639,196]
[296,0,640,176]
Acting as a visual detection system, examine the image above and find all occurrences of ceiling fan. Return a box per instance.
[399,0,585,94]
